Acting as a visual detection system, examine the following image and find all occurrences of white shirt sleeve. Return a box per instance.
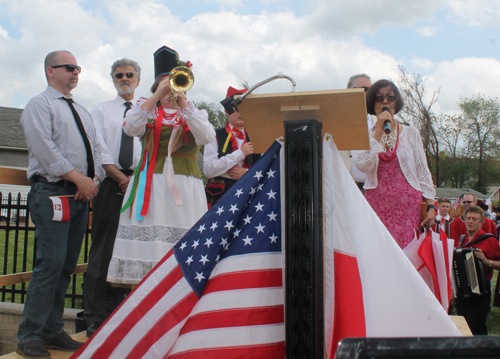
[203,135,246,179]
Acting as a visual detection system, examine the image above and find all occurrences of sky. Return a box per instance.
[0,0,499,116]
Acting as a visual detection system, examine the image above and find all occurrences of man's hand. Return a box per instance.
[62,170,98,201]
[241,142,254,157]
[227,165,246,180]
[119,176,131,193]
[74,176,98,201]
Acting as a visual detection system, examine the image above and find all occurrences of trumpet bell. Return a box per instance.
[169,66,194,92]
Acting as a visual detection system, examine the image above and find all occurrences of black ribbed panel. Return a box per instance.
[284,120,324,359]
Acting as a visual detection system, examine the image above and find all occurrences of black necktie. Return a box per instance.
[61,97,95,178]
[118,102,134,170]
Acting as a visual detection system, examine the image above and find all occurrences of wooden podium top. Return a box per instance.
[238,88,369,153]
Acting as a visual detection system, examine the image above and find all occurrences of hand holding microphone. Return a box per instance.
[382,107,392,134]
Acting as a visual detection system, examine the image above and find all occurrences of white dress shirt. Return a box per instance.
[203,124,246,179]
[91,95,142,173]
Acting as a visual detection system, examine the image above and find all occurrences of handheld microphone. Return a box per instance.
[382,107,391,134]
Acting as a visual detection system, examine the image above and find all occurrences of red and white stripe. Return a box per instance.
[72,251,284,359]
[50,196,70,222]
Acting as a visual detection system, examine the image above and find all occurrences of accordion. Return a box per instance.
[452,248,488,299]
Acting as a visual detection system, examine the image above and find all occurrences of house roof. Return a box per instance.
[435,187,488,200]
[0,106,26,149]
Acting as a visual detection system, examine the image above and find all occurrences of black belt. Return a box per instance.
[31,175,77,188]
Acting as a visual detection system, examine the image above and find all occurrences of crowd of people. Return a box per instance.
[14,49,500,358]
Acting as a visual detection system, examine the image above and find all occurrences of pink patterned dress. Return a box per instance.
[365,150,423,249]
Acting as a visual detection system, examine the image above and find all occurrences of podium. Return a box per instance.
[239,89,368,358]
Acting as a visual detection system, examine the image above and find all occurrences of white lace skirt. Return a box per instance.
[107,172,207,284]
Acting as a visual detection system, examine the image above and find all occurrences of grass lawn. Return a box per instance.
[0,228,90,308]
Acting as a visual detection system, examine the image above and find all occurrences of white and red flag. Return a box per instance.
[323,135,461,357]
[49,196,70,222]
[71,141,285,359]
[404,230,454,311]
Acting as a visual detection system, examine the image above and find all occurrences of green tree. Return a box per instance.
[194,101,227,130]
[397,66,441,185]
[458,94,500,193]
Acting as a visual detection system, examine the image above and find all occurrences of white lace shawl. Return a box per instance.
[353,122,436,199]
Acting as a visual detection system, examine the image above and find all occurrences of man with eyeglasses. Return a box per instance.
[340,74,373,191]
[18,50,104,358]
[449,193,497,246]
[83,59,142,338]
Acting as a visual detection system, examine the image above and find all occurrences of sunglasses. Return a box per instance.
[375,94,397,103]
[115,72,135,79]
[462,201,474,204]
[356,86,369,93]
[51,64,81,73]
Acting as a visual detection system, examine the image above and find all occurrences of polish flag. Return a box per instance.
[323,135,461,357]
[404,230,454,311]
[50,196,70,222]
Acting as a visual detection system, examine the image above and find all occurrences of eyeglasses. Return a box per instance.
[356,86,369,93]
[115,72,135,79]
[51,64,81,73]
[462,201,474,204]
[375,94,397,103]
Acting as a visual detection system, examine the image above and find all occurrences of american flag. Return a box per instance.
[72,140,285,359]
[451,193,464,209]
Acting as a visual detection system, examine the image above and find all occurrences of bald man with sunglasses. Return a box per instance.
[18,50,104,358]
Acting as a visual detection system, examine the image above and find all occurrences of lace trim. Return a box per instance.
[354,126,435,199]
[137,97,157,119]
[116,224,188,243]
[107,258,158,284]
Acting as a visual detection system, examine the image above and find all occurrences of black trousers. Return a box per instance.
[83,177,124,325]
[455,294,489,335]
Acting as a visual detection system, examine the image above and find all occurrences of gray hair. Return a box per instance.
[347,73,371,89]
[110,58,141,79]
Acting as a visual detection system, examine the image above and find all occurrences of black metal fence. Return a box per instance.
[0,191,91,308]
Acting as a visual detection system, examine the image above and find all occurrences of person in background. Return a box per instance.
[107,46,215,285]
[341,73,373,191]
[449,193,497,245]
[453,206,500,335]
[203,86,257,207]
[83,58,142,337]
[433,197,453,237]
[354,79,436,249]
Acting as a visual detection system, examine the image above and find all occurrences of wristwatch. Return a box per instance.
[427,204,437,212]
[93,176,101,189]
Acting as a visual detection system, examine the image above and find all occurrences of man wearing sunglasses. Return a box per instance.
[18,50,104,358]
[83,59,142,338]
[449,193,497,246]
[340,74,373,192]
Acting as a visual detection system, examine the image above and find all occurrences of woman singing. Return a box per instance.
[354,79,436,249]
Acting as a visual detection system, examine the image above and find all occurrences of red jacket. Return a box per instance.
[458,229,500,280]
[449,216,497,247]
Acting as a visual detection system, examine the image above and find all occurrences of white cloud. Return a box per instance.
[426,57,500,115]
[416,25,437,37]
[411,57,436,70]
[0,0,497,118]
[447,0,500,27]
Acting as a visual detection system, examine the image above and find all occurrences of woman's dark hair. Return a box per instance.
[150,77,163,94]
[365,79,404,115]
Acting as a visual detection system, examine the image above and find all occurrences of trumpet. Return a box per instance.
[168,66,194,107]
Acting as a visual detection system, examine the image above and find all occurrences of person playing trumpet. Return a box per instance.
[107,46,215,284]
